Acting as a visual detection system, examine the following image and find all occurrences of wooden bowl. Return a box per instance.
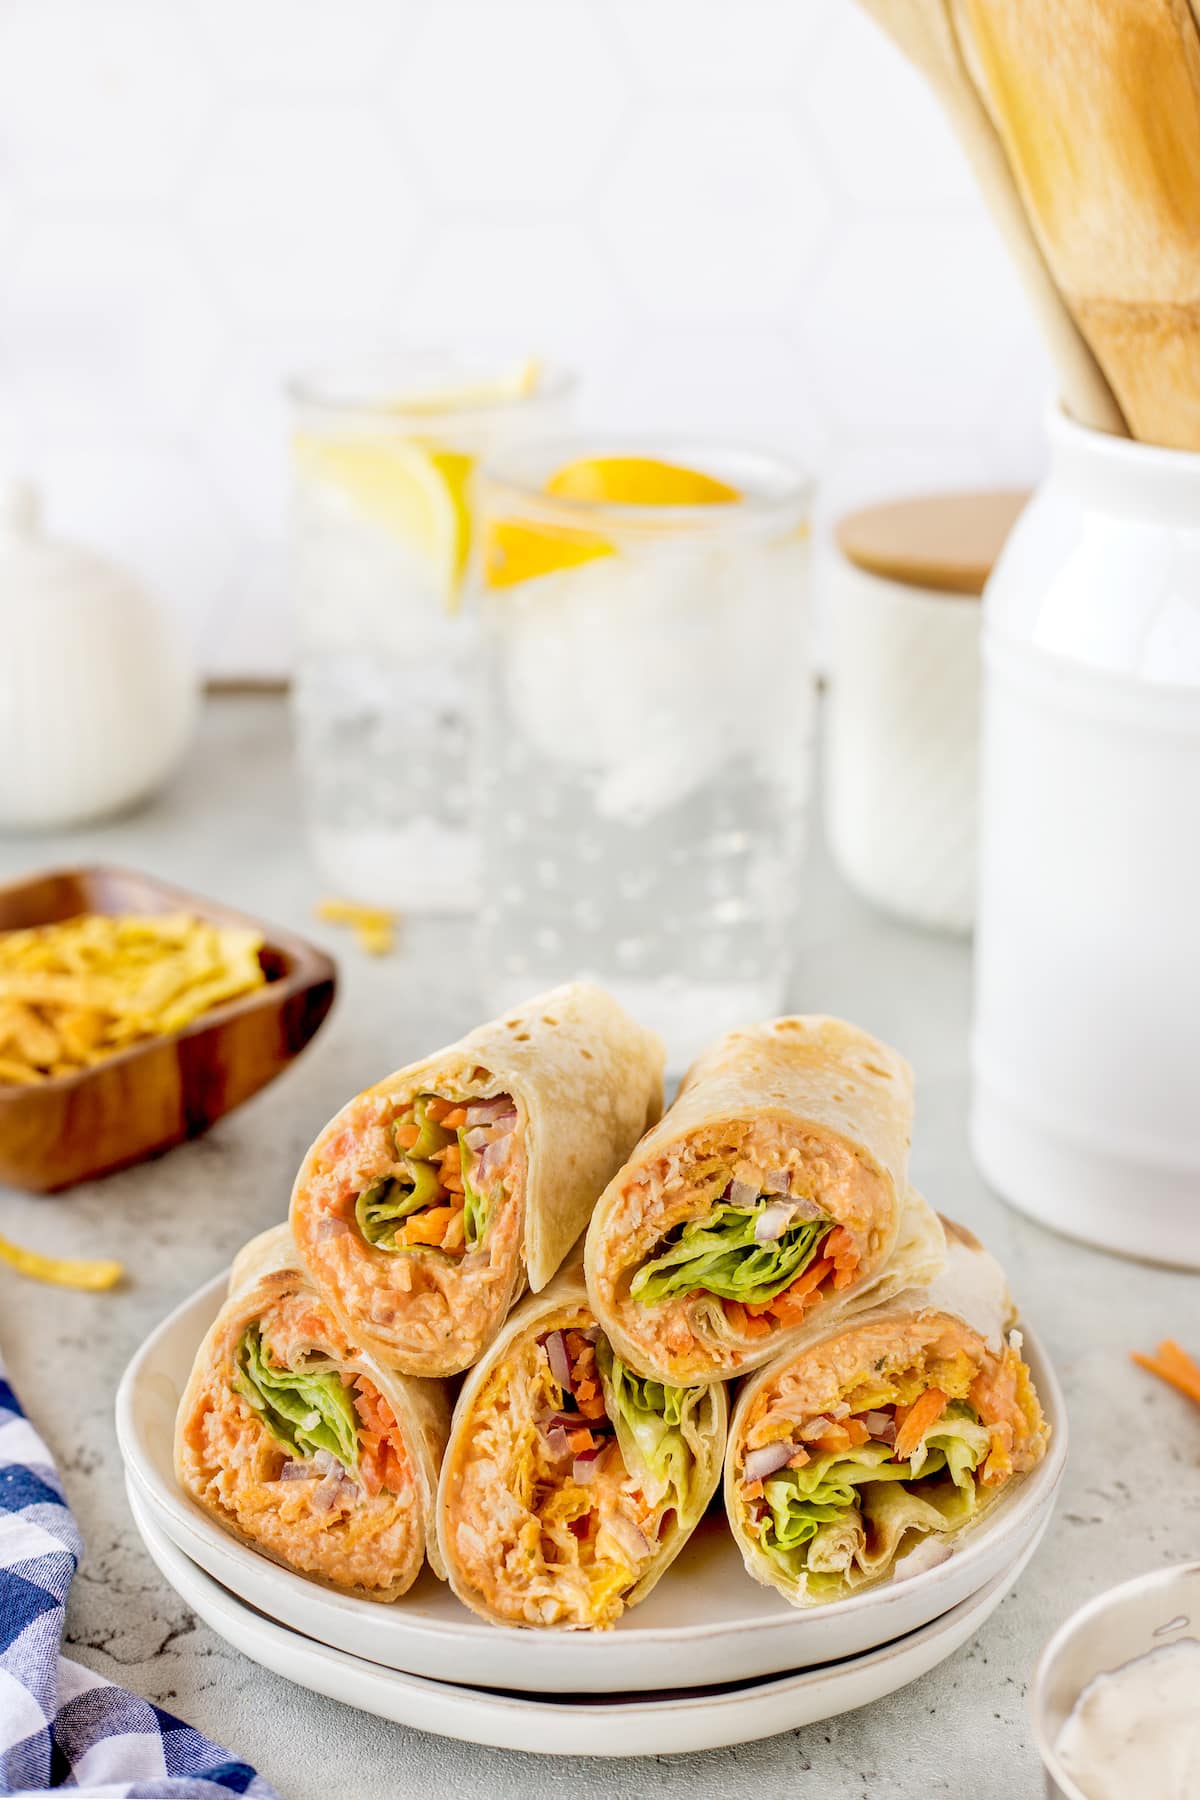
[0,865,337,1193]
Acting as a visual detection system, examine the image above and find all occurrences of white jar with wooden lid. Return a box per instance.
[971,407,1200,1268]
[825,490,1027,933]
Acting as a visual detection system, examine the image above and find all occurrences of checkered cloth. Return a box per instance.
[0,1357,280,1798]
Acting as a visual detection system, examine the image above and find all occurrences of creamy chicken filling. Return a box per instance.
[448,1311,708,1628]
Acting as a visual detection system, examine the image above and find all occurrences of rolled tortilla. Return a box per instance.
[585,1016,946,1385]
[724,1218,1050,1608]
[437,1257,728,1629]
[290,982,664,1379]
[175,1225,450,1602]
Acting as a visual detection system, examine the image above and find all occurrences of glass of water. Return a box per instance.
[288,354,571,912]
[476,439,814,1068]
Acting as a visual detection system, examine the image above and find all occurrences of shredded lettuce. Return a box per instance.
[232,1326,360,1470]
[458,1127,491,1250]
[631,1198,833,1306]
[756,1402,990,1584]
[354,1097,496,1253]
[596,1340,707,1519]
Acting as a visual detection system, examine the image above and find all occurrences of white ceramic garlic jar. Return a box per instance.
[0,481,196,829]
[971,408,1200,1268]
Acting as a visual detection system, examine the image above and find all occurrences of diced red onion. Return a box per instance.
[543,1412,584,1433]
[545,1426,570,1458]
[465,1098,517,1127]
[861,1411,896,1444]
[314,1467,345,1510]
[764,1168,792,1194]
[579,1327,600,1344]
[604,1514,650,1563]
[545,1330,572,1390]
[463,1126,491,1152]
[278,1460,316,1480]
[742,1441,796,1483]
[312,1449,340,1474]
[754,1201,799,1243]
[316,1216,351,1240]
[799,1415,834,1441]
[478,1133,512,1182]
[729,1178,760,1208]
[572,1445,604,1483]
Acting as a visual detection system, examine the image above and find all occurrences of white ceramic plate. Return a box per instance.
[117,1270,1067,1695]
[128,1479,1047,1758]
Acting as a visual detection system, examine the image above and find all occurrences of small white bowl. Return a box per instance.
[1032,1561,1200,1798]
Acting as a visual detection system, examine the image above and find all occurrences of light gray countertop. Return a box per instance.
[2,694,1196,1799]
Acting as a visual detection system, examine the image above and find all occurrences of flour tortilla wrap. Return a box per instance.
[724,1219,1050,1609]
[290,982,664,1379]
[437,1256,728,1630]
[585,1016,946,1386]
[175,1225,450,1602]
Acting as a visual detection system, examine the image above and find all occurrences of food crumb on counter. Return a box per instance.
[315,897,398,957]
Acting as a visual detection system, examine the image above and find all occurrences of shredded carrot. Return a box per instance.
[441,1106,468,1129]
[786,1448,810,1469]
[894,1388,948,1460]
[393,1120,420,1150]
[726,1301,773,1338]
[437,1142,462,1173]
[1133,1339,1200,1407]
[742,1478,764,1500]
[423,1096,453,1123]
[403,1206,455,1246]
[749,1257,835,1323]
[825,1226,860,1291]
[843,1416,871,1446]
[441,1209,467,1252]
[567,1427,595,1455]
[812,1427,852,1454]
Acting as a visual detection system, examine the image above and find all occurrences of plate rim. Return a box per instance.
[127,1476,1047,1725]
[117,1264,1068,1652]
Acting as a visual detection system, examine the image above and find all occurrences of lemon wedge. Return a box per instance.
[294,434,473,610]
[484,518,615,590]
[544,455,741,506]
[387,357,542,416]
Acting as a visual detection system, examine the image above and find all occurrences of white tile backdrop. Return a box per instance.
[0,0,1054,678]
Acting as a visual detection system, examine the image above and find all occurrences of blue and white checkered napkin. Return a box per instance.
[0,1357,280,1799]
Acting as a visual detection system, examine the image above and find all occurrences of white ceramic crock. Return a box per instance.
[971,408,1200,1267]
[0,480,196,829]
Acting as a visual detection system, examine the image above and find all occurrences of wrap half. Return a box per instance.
[724,1219,1050,1607]
[175,1225,450,1602]
[290,982,664,1378]
[437,1258,728,1629]
[585,1016,946,1385]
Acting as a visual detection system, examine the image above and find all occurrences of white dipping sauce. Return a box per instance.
[1055,1639,1200,1799]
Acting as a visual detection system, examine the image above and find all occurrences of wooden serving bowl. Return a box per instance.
[0,866,337,1193]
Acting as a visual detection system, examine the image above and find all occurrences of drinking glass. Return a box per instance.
[475,438,814,1068]
[288,354,572,912]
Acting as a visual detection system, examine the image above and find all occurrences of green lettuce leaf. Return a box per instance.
[232,1326,360,1471]
[596,1339,706,1518]
[631,1199,832,1306]
[756,1402,990,1583]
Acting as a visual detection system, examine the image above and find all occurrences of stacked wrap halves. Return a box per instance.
[175,996,1049,1626]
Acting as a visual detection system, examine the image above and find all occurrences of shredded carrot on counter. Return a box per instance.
[1132,1339,1200,1408]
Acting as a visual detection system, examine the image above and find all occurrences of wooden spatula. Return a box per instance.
[856,0,1129,436]
[954,0,1200,451]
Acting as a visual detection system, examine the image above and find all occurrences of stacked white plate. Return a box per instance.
[116,1273,1068,1758]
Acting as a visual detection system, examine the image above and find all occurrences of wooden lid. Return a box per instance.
[835,489,1029,597]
